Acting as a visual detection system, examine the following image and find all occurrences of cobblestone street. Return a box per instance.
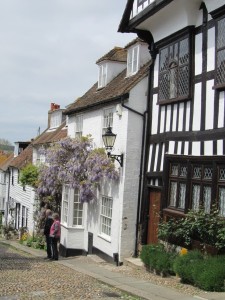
[0,243,141,300]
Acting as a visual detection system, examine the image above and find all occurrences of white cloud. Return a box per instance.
[0,0,136,144]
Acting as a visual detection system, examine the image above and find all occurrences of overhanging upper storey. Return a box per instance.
[119,0,202,43]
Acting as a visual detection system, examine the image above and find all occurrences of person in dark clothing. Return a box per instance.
[43,209,54,259]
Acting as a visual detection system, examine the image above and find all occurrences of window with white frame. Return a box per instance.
[62,186,69,224]
[100,195,113,238]
[127,45,139,76]
[102,107,114,134]
[98,63,107,88]
[73,188,83,226]
[75,115,83,138]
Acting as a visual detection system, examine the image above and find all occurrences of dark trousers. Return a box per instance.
[45,235,52,258]
[51,237,60,260]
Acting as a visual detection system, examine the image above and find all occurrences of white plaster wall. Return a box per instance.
[192,83,202,131]
[195,33,202,76]
[63,75,148,261]
[137,0,202,42]
[205,80,214,130]
[106,62,126,85]
[119,77,148,260]
[207,27,215,72]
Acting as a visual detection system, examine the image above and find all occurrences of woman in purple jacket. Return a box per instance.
[50,213,61,260]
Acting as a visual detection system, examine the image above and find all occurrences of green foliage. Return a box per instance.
[140,243,177,275]
[22,234,45,249]
[158,207,225,251]
[174,251,225,291]
[192,256,225,292]
[19,163,39,188]
[173,250,204,284]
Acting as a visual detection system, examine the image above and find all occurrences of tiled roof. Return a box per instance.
[0,153,14,171]
[65,61,150,115]
[32,122,67,146]
[96,47,127,64]
[10,145,33,170]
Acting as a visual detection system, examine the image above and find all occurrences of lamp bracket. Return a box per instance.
[107,152,123,167]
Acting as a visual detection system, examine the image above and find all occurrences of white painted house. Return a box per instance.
[119,0,225,246]
[61,39,151,264]
[0,103,67,233]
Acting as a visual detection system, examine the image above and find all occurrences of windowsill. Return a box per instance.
[61,223,84,230]
[212,83,225,91]
[163,207,185,217]
[97,233,111,243]
[157,96,191,105]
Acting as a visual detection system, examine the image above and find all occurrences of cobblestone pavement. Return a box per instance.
[0,243,143,300]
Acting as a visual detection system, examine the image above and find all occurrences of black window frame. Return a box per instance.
[156,27,194,105]
[214,15,225,90]
[163,155,225,218]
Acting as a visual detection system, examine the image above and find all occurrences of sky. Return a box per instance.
[0,1,135,145]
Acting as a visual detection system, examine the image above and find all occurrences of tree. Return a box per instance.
[0,138,12,146]
[19,163,39,187]
[37,136,119,203]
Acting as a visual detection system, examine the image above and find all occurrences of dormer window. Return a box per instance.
[75,115,83,138]
[127,45,139,76]
[98,64,107,89]
[50,111,62,128]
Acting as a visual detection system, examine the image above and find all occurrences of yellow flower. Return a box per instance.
[180,248,188,256]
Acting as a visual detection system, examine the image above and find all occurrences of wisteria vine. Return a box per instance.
[37,136,119,202]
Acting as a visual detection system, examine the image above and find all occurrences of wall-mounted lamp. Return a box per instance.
[102,126,123,167]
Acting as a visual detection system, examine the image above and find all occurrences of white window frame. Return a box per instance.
[102,107,114,134]
[62,185,69,225]
[73,188,83,227]
[98,63,107,88]
[127,45,139,76]
[99,195,113,240]
[75,115,83,138]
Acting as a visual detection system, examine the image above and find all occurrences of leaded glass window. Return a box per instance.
[158,36,190,103]
[215,17,225,88]
[168,163,187,209]
[219,187,225,217]
[192,184,200,211]
[203,186,211,213]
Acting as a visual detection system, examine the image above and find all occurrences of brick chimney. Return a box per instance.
[48,103,61,127]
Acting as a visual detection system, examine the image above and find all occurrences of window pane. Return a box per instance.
[100,196,113,237]
[219,187,225,217]
[169,181,177,206]
[217,18,225,49]
[216,50,225,85]
[62,186,69,224]
[178,183,186,209]
[192,184,200,211]
[203,186,211,213]
[73,189,83,226]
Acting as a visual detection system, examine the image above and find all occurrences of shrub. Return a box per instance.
[173,250,204,284]
[140,243,177,275]
[192,256,225,292]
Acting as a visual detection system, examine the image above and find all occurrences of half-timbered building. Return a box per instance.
[119,0,225,246]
